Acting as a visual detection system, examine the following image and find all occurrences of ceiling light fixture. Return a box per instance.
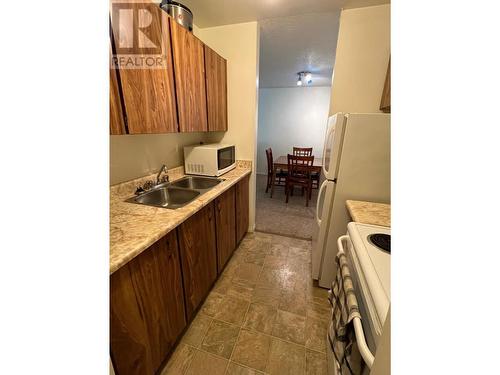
[297,71,312,86]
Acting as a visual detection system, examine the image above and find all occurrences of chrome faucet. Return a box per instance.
[156,164,169,185]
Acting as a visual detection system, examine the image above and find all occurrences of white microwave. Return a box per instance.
[184,143,236,176]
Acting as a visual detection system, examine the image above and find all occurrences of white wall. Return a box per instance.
[329,4,390,114]
[256,86,331,175]
[196,22,260,231]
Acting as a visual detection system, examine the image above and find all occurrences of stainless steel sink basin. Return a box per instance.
[126,176,224,209]
[169,176,224,190]
[127,187,200,209]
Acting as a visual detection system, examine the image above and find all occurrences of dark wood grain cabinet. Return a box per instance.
[111,177,249,374]
[110,231,186,375]
[110,263,152,375]
[170,17,208,132]
[177,203,217,320]
[215,187,236,272]
[204,45,228,132]
[110,13,228,135]
[110,46,126,135]
[110,8,178,134]
[235,175,250,244]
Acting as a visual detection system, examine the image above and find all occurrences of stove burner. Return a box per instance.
[368,233,391,253]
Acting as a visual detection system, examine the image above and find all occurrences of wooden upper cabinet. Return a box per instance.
[110,231,186,375]
[110,44,126,135]
[235,175,250,244]
[380,57,391,113]
[110,6,178,134]
[204,45,228,132]
[177,203,217,320]
[170,18,208,132]
[215,187,236,272]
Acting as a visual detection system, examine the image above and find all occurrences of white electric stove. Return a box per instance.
[327,222,391,374]
[347,222,390,349]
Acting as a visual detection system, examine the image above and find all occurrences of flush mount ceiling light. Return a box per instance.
[297,71,312,86]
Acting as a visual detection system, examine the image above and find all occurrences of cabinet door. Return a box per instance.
[110,44,126,135]
[215,187,236,272]
[110,231,186,375]
[127,232,186,372]
[235,175,250,244]
[178,203,217,320]
[110,6,178,134]
[111,264,153,375]
[170,18,208,132]
[204,45,227,132]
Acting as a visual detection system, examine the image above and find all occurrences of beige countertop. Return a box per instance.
[110,161,252,274]
[346,200,391,227]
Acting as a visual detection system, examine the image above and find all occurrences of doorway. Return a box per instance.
[255,12,340,240]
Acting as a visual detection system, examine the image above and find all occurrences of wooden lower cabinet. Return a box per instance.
[111,177,250,374]
[110,231,186,375]
[215,187,236,272]
[110,264,152,375]
[177,203,218,320]
[236,175,250,244]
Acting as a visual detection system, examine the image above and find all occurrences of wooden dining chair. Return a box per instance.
[286,154,314,207]
[265,148,287,196]
[293,147,313,156]
[293,147,320,190]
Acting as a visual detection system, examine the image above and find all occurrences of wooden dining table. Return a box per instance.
[271,155,323,196]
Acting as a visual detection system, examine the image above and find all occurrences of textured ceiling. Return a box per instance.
[180,0,346,28]
[259,12,340,88]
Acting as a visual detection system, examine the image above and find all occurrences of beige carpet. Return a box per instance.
[255,174,319,240]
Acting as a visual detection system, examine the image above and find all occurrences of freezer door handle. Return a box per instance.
[322,126,334,178]
[316,180,328,225]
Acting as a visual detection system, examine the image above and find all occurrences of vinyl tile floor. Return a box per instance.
[161,231,331,375]
[255,174,320,240]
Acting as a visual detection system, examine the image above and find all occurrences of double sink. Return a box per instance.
[126,176,224,209]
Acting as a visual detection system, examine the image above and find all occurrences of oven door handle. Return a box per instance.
[337,235,349,254]
[353,318,375,368]
[336,235,376,369]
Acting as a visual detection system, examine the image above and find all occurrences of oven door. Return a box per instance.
[217,146,236,175]
[345,236,378,352]
[326,234,375,375]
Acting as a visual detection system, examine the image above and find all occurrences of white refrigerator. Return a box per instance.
[312,113,390,288]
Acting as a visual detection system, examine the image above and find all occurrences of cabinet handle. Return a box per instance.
[217,202,221,212]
